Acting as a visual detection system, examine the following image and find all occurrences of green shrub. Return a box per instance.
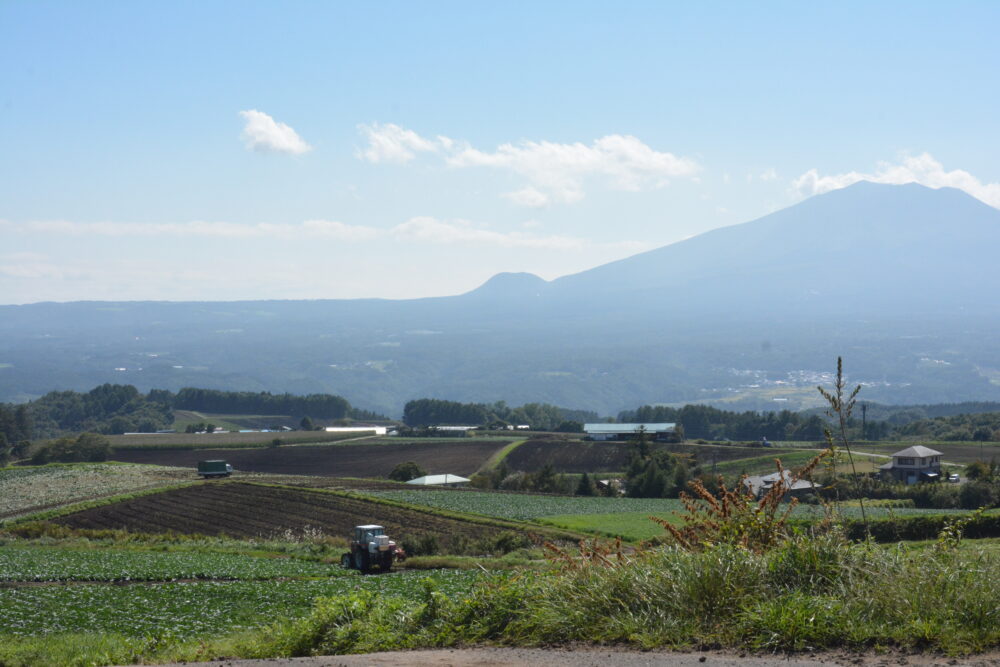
[30,433,111,464]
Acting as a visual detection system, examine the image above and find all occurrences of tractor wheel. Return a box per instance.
[354,549,369,572]
[379,552,393,572]
[341,553,352,569]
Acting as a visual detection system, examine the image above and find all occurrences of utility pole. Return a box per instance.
[861,403,868,442]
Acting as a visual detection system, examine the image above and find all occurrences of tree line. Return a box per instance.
[173,388,352,419]
[3,384,375,442]
[402,398,597,431]
[618,404,838,441]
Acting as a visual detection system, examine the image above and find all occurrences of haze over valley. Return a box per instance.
[4,182,999,415]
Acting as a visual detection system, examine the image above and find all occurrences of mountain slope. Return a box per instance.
[2,182,999,413]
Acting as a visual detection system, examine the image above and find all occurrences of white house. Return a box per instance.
[584,423,677,441]
[878,445,943,484]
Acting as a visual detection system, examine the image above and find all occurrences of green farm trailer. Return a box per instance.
[197,460,233,479]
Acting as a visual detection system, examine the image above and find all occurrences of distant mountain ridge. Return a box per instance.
[3,182,1000,414]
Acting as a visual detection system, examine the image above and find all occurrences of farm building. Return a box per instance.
[742,470,817,500]
[584,422,676,441]
[405,474,471,487]
[324,426,388,435]
[878,445,943,484]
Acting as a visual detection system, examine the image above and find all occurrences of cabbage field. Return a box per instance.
[367,489,686,520]
[0,463,191,522]
[0,545,338,582]
[0,568,484,638]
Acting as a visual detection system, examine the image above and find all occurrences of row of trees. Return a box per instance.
[402,398,596,430]
[894,412,1000,442]
[173,388,353,419]
[618,404,892,442]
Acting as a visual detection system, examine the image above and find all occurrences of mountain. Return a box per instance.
[3,182,1000,414]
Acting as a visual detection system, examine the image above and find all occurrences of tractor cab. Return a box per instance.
[355,525,385,543]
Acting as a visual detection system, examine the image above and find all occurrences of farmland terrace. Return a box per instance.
[108,440,505,477]
[48,482,551,546]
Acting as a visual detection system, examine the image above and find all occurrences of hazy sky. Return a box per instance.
[2,1,999,304]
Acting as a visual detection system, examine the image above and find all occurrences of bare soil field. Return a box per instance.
[51,482,517,542]
[506,439,798,473]
[109,440,504,477]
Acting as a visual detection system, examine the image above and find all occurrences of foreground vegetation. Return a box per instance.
[1,534,996,665]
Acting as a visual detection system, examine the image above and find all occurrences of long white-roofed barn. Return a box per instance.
[584,423,677,441]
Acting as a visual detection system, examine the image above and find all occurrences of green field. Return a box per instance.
[540,503,974,542]
[0,568,483,639]
[368,489,687,521]
[0,544,339,582]
[540,511,681,541]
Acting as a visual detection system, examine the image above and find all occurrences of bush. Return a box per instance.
[402,534,440,556]
[388,461,427,482]
[30,433,111,464]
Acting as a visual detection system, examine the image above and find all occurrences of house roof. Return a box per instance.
[406,474,471,486]
[584,423,676,434]
[892,445,943,458]
[743,470,816,495]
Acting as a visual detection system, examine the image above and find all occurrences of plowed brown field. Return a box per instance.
[506,439,797,473]
[52,482,515,544]
[109,440,504,477]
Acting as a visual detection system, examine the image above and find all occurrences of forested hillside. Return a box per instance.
[402,398,597,430]
[173,388,352,419]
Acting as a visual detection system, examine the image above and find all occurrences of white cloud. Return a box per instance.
[759,168,778,181]
[793,153,1000,209]
[6,216,646,253]
[15,219,378,241]
[503,187,550,208]
[239,110,312,154]
[390,217,585,250]
[389,216,649,253]
[447,133,700,204]
[0,252,74,280]
[356,124,700,205]
[356,122,445,163]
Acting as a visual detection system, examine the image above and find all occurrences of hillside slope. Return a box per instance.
[2,182,999,413]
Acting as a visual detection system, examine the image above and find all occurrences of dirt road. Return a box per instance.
[156,647,1000,666]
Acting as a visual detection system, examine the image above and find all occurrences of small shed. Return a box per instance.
[405,474,471,488]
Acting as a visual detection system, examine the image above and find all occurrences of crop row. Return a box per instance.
[53,483,510,543]
[0,545,338,582]
[0,569,485,638]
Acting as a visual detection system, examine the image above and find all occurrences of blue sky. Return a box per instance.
[2,1,999,303]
